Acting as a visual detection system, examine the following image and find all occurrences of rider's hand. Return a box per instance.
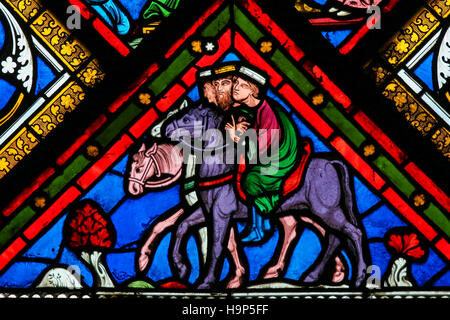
[225,122,238,142]
[235,121,250,134]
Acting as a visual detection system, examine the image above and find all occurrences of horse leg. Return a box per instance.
[320,208,367,287]
[341,223,367,287]
[261,215,346,282]
[226,226,247,289]
[172,206,205,280]
[306,159,367,287]
[138,207,184,272]
[197,189,235,289]
[262,216,302,279]
[302,233,341,284]
[300,216,346,284]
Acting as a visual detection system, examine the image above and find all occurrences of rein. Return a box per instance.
[198,174,234,188]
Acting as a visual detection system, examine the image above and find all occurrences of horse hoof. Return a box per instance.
[263,266,283,279]
[226,278,243,289]
[331,270,345,283]
[355,276,366,288]
[263,272,278,279]
[303,274,319,284]
[175,264,188,280]
[179,267,188,280]
[138,253,150,272]
[197,282,212,290]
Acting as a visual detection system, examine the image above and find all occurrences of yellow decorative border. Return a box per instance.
[31,11,90,72]
[428,0,450,18]
[0,128,39,179]
[366,0,450,161]
[380,7,440,67]
[5,0,42,22]
[29,81,85,138]
[0,0,105,179]
[77,59,105,88]
[431,126,450,158]
[382,79,438,135]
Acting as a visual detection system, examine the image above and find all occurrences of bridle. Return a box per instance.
[128,149,182,189]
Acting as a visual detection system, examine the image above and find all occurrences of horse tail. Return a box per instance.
[329,160,359,226]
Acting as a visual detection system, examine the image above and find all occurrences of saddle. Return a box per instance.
[236,139,312,201]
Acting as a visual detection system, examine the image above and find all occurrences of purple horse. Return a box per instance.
[163,104,369,289]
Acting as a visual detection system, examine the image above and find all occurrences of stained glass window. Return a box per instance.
[0,0,448,310]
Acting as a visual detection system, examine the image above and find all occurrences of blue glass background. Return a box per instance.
[321,30,353,48]
[0,52,447,289]
[413,52,435,91]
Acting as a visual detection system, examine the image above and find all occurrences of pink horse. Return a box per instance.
[128,142,347,288]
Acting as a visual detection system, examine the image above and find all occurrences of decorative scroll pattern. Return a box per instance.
[431,126,450,159]
[382,79,438,135]
[29,82,85,138]
[428,0,450,18]
[365,1,450,160]
[77,59,105,88]
[0,128,39,179]
[380,8,440,67]
[6,0,42,22]
[0,0,105,180]
[31,11,90,71]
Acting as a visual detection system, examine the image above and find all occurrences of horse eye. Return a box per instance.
[136,167,141,173]
[183,117,190,124]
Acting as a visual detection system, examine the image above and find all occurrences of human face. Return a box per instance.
[213,77,232,97]
[232,77,253,102]
[213,77,233,110]
[203,82,217,105]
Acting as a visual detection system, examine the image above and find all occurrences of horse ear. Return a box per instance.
[145,142,157,156]
[139,143,146,153]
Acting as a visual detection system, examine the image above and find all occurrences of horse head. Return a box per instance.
[163,105,224,148]
[127,142,183,196]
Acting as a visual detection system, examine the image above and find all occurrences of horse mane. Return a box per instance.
[203,105,224,129]
[152,143,183,176]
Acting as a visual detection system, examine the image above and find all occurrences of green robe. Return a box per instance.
[142,0,181,20]
[239,99,299,216]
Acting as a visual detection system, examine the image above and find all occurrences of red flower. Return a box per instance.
[159,281,188,289]
[64,200,115,251]
[387,232,425,259]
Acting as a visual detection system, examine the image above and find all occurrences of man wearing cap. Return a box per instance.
[139,66,250,288]
[226,64,303,242]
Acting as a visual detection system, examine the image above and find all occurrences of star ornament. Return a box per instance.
[205,42,215,52]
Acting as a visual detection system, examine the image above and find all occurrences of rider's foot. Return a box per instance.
[241,227,263,242]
